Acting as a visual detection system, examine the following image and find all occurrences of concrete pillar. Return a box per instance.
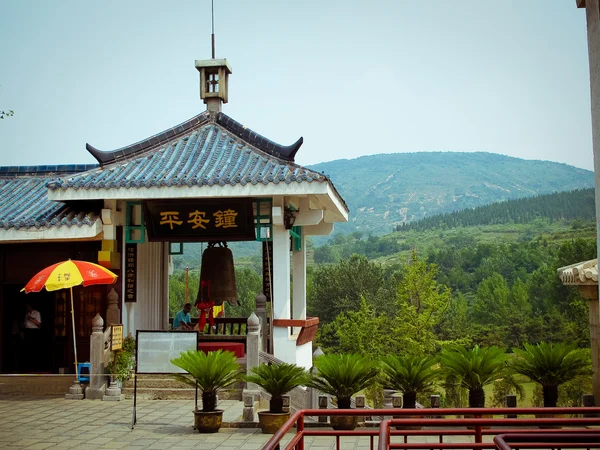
[578,285,600,405]
[85,314,106,400]
[106,288,120,326]
[255,293,268,352]
[588,293,600,405]
[582,0,600,410]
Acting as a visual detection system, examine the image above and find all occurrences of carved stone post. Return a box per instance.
[506,394,517,418]
[318,395,329,424]
[355,395,366,424]
[309,347,324,410]
[430,394,441,418]
[255,293,268,352]
[85,314,106,400]
[106,288,120,326]
[246,313,260,389]
[242,313,261,422]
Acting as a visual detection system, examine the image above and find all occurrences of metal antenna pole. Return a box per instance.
[211,0,215,58]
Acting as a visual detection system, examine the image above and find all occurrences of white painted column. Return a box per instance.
[292,231,307,325]
[272,199,296,364]
[292,229,313,369]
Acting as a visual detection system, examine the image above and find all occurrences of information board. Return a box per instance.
[111,325,123,351]
[136,331,197,374]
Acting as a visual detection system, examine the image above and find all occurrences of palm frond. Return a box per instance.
[511,342,591,387]
[245,363,310,397]
[307,353,380,400]
[439,345,507,391]
[381,355,439,395]
[170,349,242,394]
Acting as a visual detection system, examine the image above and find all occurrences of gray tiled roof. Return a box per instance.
[558,259,598,285]
[47,112,335,194]
[0,166,101,230]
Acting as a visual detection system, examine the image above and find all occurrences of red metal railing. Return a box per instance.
[494,432,600,449]
[262,407,600,450]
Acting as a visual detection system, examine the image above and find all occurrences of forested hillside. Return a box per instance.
[309,152,594,235]
[397,188,595,232]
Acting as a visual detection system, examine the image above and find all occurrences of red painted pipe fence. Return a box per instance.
[262,407,600,450]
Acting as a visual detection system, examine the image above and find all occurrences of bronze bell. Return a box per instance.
[198,242,238,306]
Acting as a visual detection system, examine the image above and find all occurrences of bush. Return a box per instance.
[105,334,136,382]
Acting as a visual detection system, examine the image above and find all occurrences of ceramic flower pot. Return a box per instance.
[193,409,224,433]
[257,411,290,434]
[330,414,359,430]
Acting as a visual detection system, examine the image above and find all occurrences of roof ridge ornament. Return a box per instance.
[195,59,232,112]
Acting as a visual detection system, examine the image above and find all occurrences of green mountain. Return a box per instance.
[309,152,595,235]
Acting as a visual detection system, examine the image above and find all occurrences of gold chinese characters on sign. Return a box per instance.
[159,209,238,230]
[144,199,255,242]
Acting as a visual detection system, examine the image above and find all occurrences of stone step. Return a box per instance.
[121,375,245,400]
[122,387,243,401]
[0,375,74,396]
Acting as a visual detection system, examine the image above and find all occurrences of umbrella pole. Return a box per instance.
[70,286,79,382]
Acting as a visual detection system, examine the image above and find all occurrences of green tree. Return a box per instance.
[392,251,451,354]
[308,254,394,324]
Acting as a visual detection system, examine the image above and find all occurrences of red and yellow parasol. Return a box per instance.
[22,260,118,376]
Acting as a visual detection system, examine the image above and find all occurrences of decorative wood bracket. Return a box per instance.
[272,317,319,346]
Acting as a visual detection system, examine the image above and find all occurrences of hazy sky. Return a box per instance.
[0,1,594,170]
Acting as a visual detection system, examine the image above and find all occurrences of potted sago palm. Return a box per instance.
[511,342,590,428]
[307,353,380,430]
[381,354,439,429]
[245,362,310,433]
[171,349,242,433]
[511,342,591,408]
[439,345,507,408]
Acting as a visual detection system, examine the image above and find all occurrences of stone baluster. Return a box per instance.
[255,293,268,352]
[106,288,120,326]
[242,313,261,422]
[85,313,106,399]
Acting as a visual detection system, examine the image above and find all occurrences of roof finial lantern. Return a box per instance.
[195,59,232,112]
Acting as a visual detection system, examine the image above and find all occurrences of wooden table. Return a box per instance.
[198,341,245,358]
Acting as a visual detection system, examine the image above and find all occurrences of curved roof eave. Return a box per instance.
[0,219,103,242]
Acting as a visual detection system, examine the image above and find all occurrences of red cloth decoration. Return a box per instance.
[197,280,214,331]
[197,300,214,331]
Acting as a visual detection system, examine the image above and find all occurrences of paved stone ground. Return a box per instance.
[0,396,483,449]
